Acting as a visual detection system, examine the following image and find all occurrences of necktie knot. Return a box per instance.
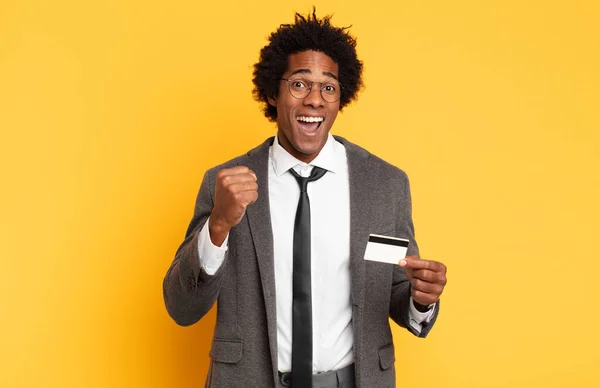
[289,166,327,192]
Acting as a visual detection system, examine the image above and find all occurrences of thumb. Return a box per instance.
[398,255,419,268]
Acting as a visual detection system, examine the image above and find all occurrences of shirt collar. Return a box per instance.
[271,133,339,177]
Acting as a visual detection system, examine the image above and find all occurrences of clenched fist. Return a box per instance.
[208,166,258,246]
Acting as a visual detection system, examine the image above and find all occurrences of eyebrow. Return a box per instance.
[289,69,339,81]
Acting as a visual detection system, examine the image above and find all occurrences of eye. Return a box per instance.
[291,80,308,89]
[322,84,337,94]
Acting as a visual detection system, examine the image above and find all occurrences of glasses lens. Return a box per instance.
[288,79,310,99]
[320,82,341,103]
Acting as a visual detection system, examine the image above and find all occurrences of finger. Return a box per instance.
[411,269,447,285]
[399,258,446,273]
[217,166,257,180]
[237,190,259,206]
[220,172,258,186]
[411,278,445,295]
[398,255,418,267]
[247,190,259,205]
[217,165,256,178]
[228,181,259,193]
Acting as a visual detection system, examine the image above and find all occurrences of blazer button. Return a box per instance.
[188,277,197,290]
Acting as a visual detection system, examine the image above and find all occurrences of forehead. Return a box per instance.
[285,50,339,78]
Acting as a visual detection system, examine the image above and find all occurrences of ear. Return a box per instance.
[267,95,277,107]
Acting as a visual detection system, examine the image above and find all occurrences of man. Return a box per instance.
[163,10,447,388]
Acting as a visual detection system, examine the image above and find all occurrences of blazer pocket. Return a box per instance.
[209,338,243,364]
[378,343,395,370]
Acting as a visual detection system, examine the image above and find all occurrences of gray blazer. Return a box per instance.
[163,136,439,388]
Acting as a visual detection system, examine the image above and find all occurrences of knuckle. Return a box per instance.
[423,282,434,293]
[412,279,422,289]
[217,169,231,180]
[437,285,445,296]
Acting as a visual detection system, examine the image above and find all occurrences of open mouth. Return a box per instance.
[296,115,324,134]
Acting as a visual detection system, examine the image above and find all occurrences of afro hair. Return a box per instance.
[252,8,364,121]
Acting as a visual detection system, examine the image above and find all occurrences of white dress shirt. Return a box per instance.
[197,134,434,373]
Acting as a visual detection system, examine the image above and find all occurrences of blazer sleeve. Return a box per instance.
[163,168,229,326]
[388,170,440,338]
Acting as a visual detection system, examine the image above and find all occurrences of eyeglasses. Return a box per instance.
[280,77,343,103]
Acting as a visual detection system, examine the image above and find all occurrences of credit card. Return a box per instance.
[363,234,409,265]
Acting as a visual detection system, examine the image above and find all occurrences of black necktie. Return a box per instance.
[289,166,327,388]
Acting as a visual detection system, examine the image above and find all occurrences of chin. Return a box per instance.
[294,138,324,154]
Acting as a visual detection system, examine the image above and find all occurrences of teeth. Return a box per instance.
[296,116,324,123]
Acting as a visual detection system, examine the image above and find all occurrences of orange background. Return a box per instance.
[1,1,599,387]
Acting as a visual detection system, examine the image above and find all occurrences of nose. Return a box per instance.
[303,84,325,108]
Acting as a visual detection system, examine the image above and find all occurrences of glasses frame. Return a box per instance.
[280,77,343,103]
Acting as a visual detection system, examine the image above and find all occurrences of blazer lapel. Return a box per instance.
[336,136,376,310]
[240,137,279,383]
[336,136,380,388]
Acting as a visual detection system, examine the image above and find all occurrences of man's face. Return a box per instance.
[268,50,340,163]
